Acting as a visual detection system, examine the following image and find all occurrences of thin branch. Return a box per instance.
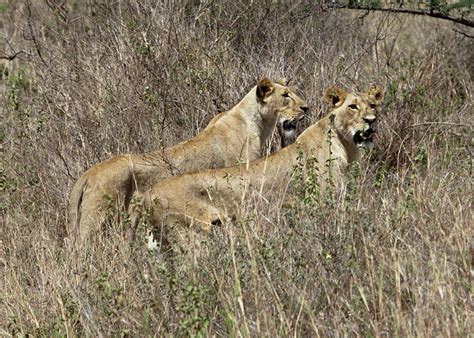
[330,4,474,28]
[453,28,474,38]
[403,121,472,129]
[55,147,75,180]
[25,0,46,64]
[0,50,27,61]
[1,38,29,60]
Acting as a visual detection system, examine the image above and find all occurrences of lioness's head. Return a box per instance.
[257,78,309,142]
[324,85,384,150]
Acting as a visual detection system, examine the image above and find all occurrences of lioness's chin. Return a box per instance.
[280,127,296,148]
[357,141,374,150]
[282,128,296,139]
[281,120,297,139]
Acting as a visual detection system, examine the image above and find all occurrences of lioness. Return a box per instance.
[141,85,384,231]
[68,78,308,247]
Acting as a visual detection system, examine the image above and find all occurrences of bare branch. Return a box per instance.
[0,50,27,61]
[1,37,29,61]
[453,28,474,38]
[329,3,474,28]
[403,121,472,129]
[25,0,46,64]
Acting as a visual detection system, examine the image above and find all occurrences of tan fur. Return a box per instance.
[143,85,384,232]
[68,78,308,248]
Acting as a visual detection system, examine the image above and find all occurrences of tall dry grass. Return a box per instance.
[1,0,472,336]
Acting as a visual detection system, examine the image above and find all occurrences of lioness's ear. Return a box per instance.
[367,84,384,105]
[277,77,289,86]
[257,78,275,103]
[324,86,347,108]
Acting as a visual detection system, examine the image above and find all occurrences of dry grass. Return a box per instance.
[1,1,472,336]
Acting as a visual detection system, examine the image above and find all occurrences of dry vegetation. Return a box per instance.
[1,0,473,336]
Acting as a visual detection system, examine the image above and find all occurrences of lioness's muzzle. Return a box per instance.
[354,128,376,147]
[282,113,306,131]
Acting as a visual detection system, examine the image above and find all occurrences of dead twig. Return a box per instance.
[328,3,474,28]
[0,50,27,61]
[453,28,474,39]
[403,121,472,130]
[1,37,29,61]
[25,0,46,65]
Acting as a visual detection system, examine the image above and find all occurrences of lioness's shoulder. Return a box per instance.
[207,111,225,127]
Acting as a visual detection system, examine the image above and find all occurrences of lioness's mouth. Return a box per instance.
[282,120,297,131]
[282,113,306,132]
[354,128,375,149]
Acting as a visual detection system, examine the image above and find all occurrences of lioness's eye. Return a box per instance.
[282,92,290,98]
[370,104,376,109]
[348,104,358,110]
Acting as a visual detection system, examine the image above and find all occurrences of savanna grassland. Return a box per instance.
[1,1,472,336]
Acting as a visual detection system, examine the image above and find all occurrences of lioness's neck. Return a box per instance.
[296,115,360,164]
[336,129,360,162]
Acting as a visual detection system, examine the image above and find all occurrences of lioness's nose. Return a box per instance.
[364,116,376,123]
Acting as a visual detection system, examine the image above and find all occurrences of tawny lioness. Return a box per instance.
[68,78,308,248]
